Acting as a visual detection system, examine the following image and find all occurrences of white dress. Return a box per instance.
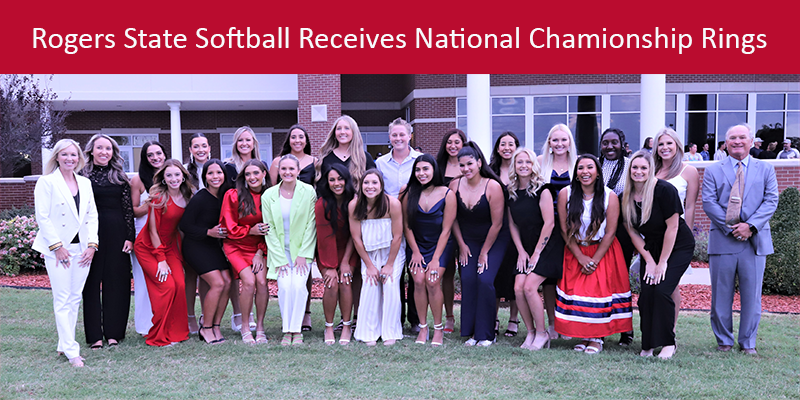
[131,191,153,334]
[353,218,405,343]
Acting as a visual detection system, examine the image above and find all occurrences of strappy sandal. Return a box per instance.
[255,331,268,344]
[444,315,455,333]
[415,324,429,344]
[584,338,603,354]
[69,356,85,367]
[231,313,243,333]
[281,333,293,346]
[301,311,312,332]
[504,319,519,337]
[292,333,304,346]
[324,322,335,345]
[199,326,217,344]
[339,320,352,345]
[90,340,103,350]
[212,324,225,343]
[494,319,500,336]
[241,331,255,344]
[530,331,551,351]
[574,340,590,352]
[431,323,444,347]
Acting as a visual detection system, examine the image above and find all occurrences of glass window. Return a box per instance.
[457,98,467,116]
[666,113,677,130]
[457,117,467,134]
[687,94,716,111]
[119,148,133,173]
[755,112,785,131]
[108,135,130,146]
[534,96,566,114]
[492,97,525,114]
[685,112,716,150]
[569,114,601,154]
[718,112,748,134]
[757,94,785,110]
[569,96,601,113]
[788,94,799,110]
[719,94,748,110]
[665,95,677,112]
[533,114,566,153]
[609,113,640,152]
[610,95,640,112]
[787,112,799,136]
[492,116,525,147]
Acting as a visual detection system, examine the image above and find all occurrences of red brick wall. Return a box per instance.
[298,74,341,157]
[341,74,412,102]
[412,122,454,154]
[0,179,36,210]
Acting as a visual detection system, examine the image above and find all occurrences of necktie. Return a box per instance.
[725,161,744,226]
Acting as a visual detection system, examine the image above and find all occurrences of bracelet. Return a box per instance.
[49,242,64,252]
[87,243,99,250]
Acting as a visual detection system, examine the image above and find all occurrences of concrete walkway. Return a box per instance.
[679,267,711,285]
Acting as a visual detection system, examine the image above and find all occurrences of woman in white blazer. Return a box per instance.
[32,139,99,367]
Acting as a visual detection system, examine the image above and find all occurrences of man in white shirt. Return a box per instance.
[776,138,799,159]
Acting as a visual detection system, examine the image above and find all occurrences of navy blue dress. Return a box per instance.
[410,192,450,266]
[456,179,507,341]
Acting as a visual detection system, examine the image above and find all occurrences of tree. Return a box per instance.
[0,75,69,177]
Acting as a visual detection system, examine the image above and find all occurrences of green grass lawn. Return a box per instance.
[1,287,798,399]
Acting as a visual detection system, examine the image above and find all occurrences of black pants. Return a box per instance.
[83,250,132,343]
[638,248,691,350]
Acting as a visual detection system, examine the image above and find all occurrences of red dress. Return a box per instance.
[134,196,189,347]
[220,189,267,279]
[314,198,358,270]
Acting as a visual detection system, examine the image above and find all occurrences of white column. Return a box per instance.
[467,74,492,156]
[640,74,666,148]
[167,102,183,162]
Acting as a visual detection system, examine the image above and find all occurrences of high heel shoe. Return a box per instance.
[199,326,218,344]
[188,315,199,334]
[431,323,444,347]
[241,331,255,344]
[504,319,519,337]
[324,322,335,345]
[302,311,312,332]
[339,320,352,345]
[248,313,256,331]
[231,313,243,333]
[444,315,455,333]
[212,324,225,343]
[415,324,429,344]
[529,331,550,351]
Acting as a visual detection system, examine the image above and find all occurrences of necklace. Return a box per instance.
[334,148,350,161]
[582,192,594,200]
[420,187,436,207]
[465,178,485,193]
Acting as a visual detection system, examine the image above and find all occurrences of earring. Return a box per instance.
[181,177,185,183]
[162,180,166,185]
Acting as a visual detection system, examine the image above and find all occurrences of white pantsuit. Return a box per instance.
[354,218,406,343]
[32,168,99,360]
[277,247,311,333]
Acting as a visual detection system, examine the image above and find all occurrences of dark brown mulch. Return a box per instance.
[3,270,798,314]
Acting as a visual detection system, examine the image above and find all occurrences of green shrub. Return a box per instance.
[0,215,44,275]
[0,206,35,220]
[693,229,709,263]
[763,187,800,295]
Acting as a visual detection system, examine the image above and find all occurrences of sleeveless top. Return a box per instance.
[665,165,688,217]
[455,179,493,242]
[565,186,612,241]
[361,218,393,252]
[411,190,449,264]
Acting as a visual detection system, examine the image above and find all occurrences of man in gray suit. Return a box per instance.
[702,124,778,355]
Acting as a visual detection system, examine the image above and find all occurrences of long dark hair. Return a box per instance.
[566,154,607,240]
[138,141,166,191]
[353,169,389,221]
[489,131,520,176]
[436,129,468,181]
[201,159,232,196]
[400,154,443,223]
[280,124,312,156]
[599,128,626,191]
[235,159,270,218]
[457,142,503,187]
[316,164,356,236]
[186,133,208,189]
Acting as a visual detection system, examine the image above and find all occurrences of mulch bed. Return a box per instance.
[3,269,798,314]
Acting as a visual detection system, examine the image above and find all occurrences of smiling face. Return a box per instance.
[414,161,434,185]
[204,163,225,190]
[92,137,114,166]
[576,158,598,187]
[279,158,299,184]
[726,126,752,161]
[244,165,265,191]
[549,130,570,156]
[57,144,80,173]
[657,134,679,162]
[514,151,533,178]
[288,128,307,154]
[689,144,697,154]
[163,165,184,190]
[446,133,463,157]
[327,169,346,197]
[459,155,481,180]
[600,132,622,161]
[497,135,517,161]
[190,137,209,163]
[335,120,353,146]
[145,144,166,169]
[361,172,382,199]
[236,131,255,157]
[389,125,410,152]
[629,157,650,184]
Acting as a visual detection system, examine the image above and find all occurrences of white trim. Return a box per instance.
[411,118,457,124]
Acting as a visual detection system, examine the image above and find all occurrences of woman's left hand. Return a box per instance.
[277,263,290,278]
[295,257,308,276]
[78,247,96,268]
[477,253,489,274]
[653,260,668,285]
[409,251,425,273]
[121,240,133,254]
[251,253,265,274]
[380,265,393,284]
[580,257,599,275]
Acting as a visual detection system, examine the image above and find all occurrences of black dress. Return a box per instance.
[543,170,571,286]
[180,189,231,275]
[82,165,135,343]
[635,180,695,350]
[273,162,316,186]
[507,186,564,279]
[320,151,376,177]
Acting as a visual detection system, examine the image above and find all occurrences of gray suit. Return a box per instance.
[702,156,778,349]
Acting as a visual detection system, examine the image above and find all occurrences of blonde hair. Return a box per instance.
[388,117,412,136]
[540,124,578,182]
[225,126,261,173]
[621,150,658,232]
[653,127,685,180]
[46,139,85,174]
[508,147,545,201]
[315,115,368,183]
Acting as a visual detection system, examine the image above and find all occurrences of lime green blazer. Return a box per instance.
[261,181,317,279]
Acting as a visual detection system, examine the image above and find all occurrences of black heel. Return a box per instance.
[199,326,217,344]
[212,324,225,343]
